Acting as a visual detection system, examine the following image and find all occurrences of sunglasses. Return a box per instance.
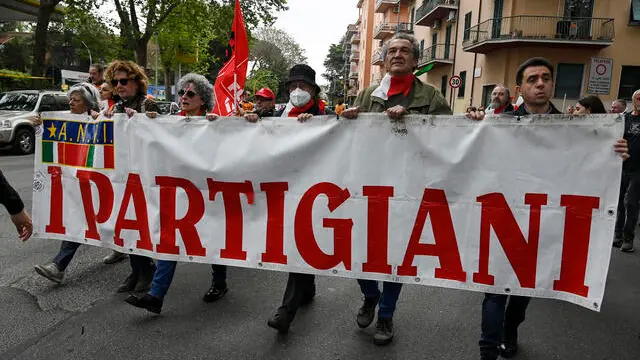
[111,78,131,86]
[178,89,197,98]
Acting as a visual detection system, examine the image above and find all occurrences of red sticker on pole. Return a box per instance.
[449,75,462,89]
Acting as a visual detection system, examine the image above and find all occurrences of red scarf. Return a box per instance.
[493,104,508,114]
[179,109,205,116]
[287,100,325,117]
[388,74,414,98]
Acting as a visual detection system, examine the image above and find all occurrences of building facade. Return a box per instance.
[349,0,640,112]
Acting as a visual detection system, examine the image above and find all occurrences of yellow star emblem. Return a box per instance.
[47,123,57,138]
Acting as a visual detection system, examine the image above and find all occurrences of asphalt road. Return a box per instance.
[1,153,640,360]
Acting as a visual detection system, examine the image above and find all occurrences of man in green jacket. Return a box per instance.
[341,33,452,346]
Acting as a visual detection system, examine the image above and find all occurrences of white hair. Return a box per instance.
[68,82,101,113]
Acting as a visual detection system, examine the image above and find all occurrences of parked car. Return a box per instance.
[0,90,69,155]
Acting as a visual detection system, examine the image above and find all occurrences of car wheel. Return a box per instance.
[13,128,35,155]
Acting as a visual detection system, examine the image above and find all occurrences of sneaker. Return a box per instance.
[356,295,380,328]
[134,263,157,292]
[613,233,623,248]
[34,262,64,284]
[117,273,138,293]
[202,285,228,303]
[621,237,635,253]
[124,293,163,314]
[267,310,292,334]
[103,250,127,264]
[373,317,394,346]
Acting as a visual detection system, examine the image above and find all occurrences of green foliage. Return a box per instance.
[322,32,349,103]
[245,68,279,97]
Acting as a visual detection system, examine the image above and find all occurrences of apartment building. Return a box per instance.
[351,0,640,112]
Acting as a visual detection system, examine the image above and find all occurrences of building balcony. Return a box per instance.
[415,0,458,27]
[347,24,358,34]
[350,51,360,62]
[372,48,384,66]
[350,72,359,79]
[463,16,614,53]
[418,44,454,68]
[374,22,413,39]
[375,0,400,14]
[357,0,364,8]
[351,32,361,44]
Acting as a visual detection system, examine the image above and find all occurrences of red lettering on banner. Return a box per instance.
[553,195,600,297]
[294,182,353,270]
[113,174,152,250]
[397,188,466,281]
[156,177,206,256]
[77,170,114,240]
[45,166,66,234]
[208,179,255,261]
[260,182,289,264]
[362,186,394,274]
[472,193,548,288]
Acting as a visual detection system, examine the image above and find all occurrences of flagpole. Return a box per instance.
[234,73,238,114]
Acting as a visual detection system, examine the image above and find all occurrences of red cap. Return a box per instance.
[255,87,275,100]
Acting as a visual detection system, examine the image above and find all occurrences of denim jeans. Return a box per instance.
[357,279,403,319]
[615,171,640,239]
[52,241,81,271]
[479,294,531,351]
[148,260,227,299]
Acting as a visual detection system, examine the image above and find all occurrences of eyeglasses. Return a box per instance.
[178,89,196,98]
[111,78,131,86]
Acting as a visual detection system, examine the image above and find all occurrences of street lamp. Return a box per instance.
[80,41,92,65]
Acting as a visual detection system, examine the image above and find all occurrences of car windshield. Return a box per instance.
[0,93,38,111]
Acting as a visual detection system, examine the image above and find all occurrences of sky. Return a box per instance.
[274,0,359,86]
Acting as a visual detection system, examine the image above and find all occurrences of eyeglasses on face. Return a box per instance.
[111,78,131,86]
[178,89,197,98]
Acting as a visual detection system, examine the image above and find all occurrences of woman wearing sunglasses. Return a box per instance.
[124,73,231,314]
[104,60,160,118]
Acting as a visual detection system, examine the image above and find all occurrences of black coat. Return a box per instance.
[0,170,24,215]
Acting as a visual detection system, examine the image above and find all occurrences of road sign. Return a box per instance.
[587,57,613,95]
[449,75,462,89]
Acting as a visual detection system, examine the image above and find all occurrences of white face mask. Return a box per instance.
[290,87,311,107]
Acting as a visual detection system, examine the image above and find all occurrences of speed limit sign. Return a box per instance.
[449,75,462,88]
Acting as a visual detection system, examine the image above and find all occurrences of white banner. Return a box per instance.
[32,113,624,311]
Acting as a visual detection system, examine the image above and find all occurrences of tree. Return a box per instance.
[32,0,63,75]
[322,33,349,103]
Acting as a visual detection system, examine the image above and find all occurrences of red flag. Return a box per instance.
[212,0,249,116]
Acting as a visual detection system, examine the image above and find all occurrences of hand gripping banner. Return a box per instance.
[32,113,624,310]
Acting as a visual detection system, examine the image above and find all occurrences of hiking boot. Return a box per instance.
[356,295,380,328]
[124,293,163,314]
[134,263,156,292]
[613,233,623,248]
[103,250,127,264]
[373,317,394,346]
[117,273,138,293]
[267,310,292,334]
[203,284,228,303]
[34,262,64,284]
[621,237,635,253]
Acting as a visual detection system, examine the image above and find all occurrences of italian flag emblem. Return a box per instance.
[42,119,115,169]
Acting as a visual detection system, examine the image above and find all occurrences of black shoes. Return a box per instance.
[373,317,394,346]
[613,233,623,248]
[500,327,518,358]
[203,285,229,303]
[267,310,292,334]
[124,293,163,314]
[356,295,380,328]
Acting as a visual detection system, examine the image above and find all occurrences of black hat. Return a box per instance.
[286,64,321,94]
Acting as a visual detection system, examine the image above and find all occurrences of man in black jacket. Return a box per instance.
[0,170,32,241]
[468,57,628,360]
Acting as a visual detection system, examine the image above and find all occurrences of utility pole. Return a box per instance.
[81,41,92,66]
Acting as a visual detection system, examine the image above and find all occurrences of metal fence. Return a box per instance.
[419,43,455,65]
[416,0,459,23]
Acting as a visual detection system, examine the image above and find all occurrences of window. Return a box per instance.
[463,12,472,41]
[482,85,495,108]
[458,71,467,98]
[411,7,415,27]
[39,95,56,112]
[420,39,424,57]
[554,63,584,99]
[441,75,448,97]
[618,66,640,100]
[55,95,70,111]
[631,0,640,25]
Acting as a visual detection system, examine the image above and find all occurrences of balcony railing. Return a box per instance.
[351,32,361,43]
[419,43,455,67]
[347,24,358,33]
[357,0,364,8]
[415,0,458,27]
[463,16,614,53]
[372,48,384,65]
[374,22,414,39]
[350,51,361,62]
[375,0,400,13]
